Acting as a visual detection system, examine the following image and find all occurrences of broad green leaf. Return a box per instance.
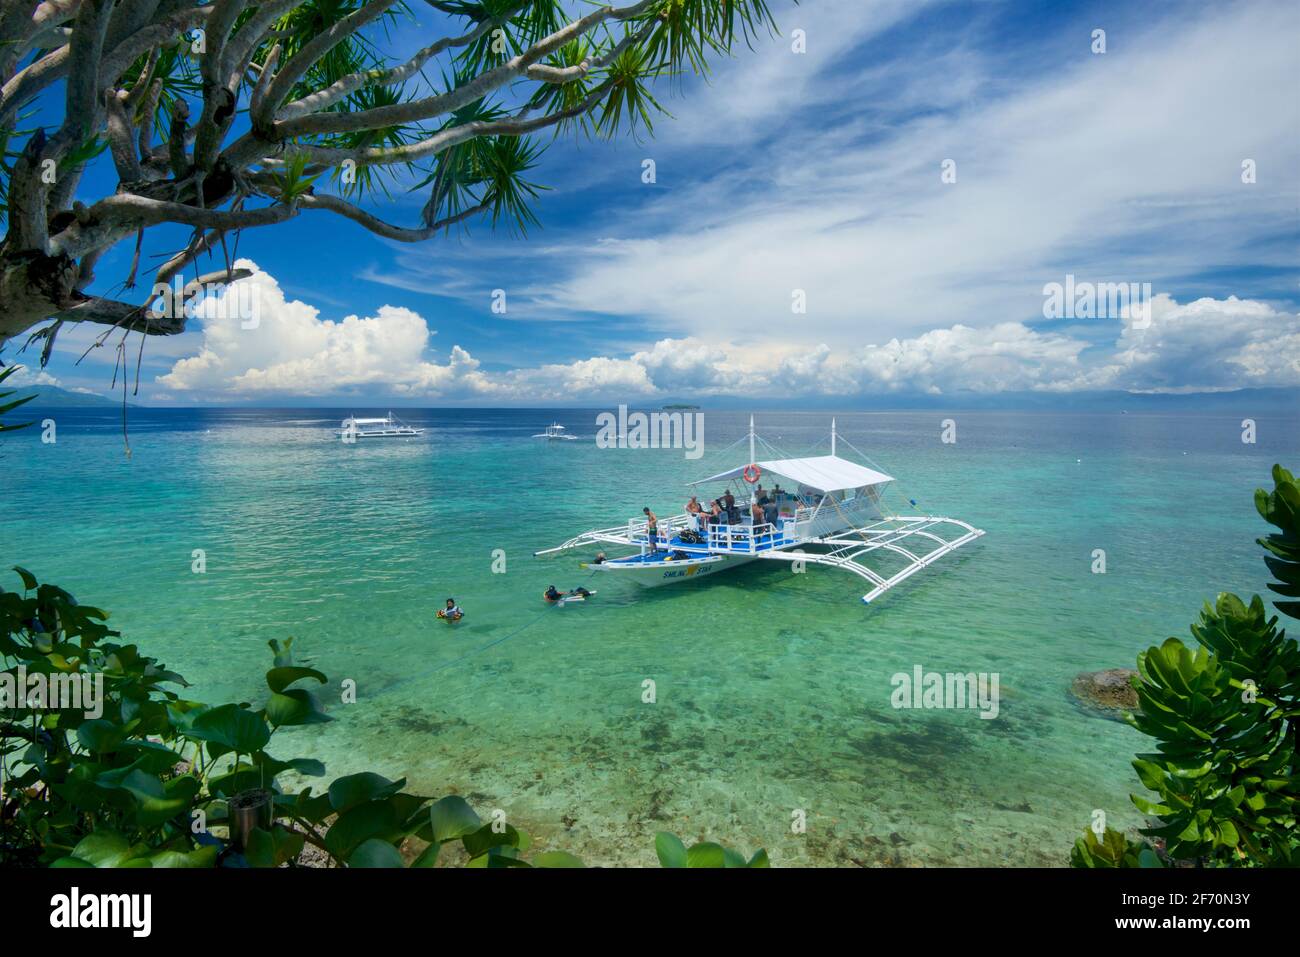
[187,703,271,754]
[685,842,727,868]
[532,850,584,868]
[349,838,405,868]
[245,825,306,868]
[328,772,405,812]
[655,831,688,868]
[462,822,520,858]
[265,665,327,694]
[430,795,480,843]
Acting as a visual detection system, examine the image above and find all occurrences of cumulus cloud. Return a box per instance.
[157,261,491,398]
[1087,294,1300,392]
[4,366,61,388]
[154,263,1294,402]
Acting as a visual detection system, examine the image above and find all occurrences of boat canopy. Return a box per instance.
[689,455,893,493]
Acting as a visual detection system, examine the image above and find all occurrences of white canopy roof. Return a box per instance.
[689,455,893,493]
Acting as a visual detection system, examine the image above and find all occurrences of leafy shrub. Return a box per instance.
[1070,464,1300,867]
[0,568,765,868]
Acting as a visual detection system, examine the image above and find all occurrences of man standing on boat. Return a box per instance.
[685,496,702,533]
[643,507,660,555]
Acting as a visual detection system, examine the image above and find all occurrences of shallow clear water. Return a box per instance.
[4,407,1296,866]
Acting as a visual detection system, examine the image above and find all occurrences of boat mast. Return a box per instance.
[831,417,837,456]
[749,415,756,463]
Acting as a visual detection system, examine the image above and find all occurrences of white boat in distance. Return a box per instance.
[535,417,984,604]
[533,422,578,441]
[337,412,424,439]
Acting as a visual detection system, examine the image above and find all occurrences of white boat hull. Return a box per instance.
[586,553,756,587]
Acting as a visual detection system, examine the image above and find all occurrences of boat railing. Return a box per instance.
[704,519,786,553]
[626,512,691,544]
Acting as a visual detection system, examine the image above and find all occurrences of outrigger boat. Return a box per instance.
[337,412,424,439]
[534,418,984,604]
[533,422,578,441]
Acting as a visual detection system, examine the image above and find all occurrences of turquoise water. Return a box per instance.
[3,407,1296,866]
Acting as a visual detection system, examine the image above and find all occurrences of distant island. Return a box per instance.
[12,385,126,408]
[662,404,701,410]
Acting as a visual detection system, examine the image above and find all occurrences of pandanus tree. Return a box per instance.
[0,0,784,365]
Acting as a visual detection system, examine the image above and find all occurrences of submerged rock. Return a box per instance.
[1071,669,1139,718]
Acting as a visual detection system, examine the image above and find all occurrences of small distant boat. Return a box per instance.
[337,412,424,440]
[533,422,577,441]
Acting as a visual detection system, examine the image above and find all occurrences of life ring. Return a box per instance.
[742,463,761,484]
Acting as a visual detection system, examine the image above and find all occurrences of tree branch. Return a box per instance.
[85,193,300,232]
[271,0,656,139]
[274,1,527,122]
[298,192,487,242]
[252,0,400,130]
[57,267,254,335]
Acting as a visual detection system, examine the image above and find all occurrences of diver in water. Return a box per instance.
[437,597,463,620]
[546,585,592,602]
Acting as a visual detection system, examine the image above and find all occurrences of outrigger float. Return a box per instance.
[534,418,984,604]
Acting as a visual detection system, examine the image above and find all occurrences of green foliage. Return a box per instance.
[271,152,323,203]
[654,830,769,868]
[313,0,782,229]
[3,1,791,253]
[1069,464,1300,867]
[1070,827,1162,868]
[1256,464,1300,620]
[1,567,768,868]
[0,108,38,228]
[0,365,36,431]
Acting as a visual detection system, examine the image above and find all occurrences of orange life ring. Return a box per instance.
[743,464,761,484]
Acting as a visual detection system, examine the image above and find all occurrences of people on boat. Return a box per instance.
[643,506,659,554]
[685,496,703,533]
[437,598,463,621]
[750,499,765,528]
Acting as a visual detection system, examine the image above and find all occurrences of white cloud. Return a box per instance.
[154,264,1296,401]
[4,365,60,388]
[400,0,1299,350]
[157,260,492,398]
[1087,294,1300,392]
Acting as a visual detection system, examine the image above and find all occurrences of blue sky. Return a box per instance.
[11,0,1300,405]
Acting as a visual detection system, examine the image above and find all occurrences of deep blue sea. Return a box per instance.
[3,406,1296,865]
